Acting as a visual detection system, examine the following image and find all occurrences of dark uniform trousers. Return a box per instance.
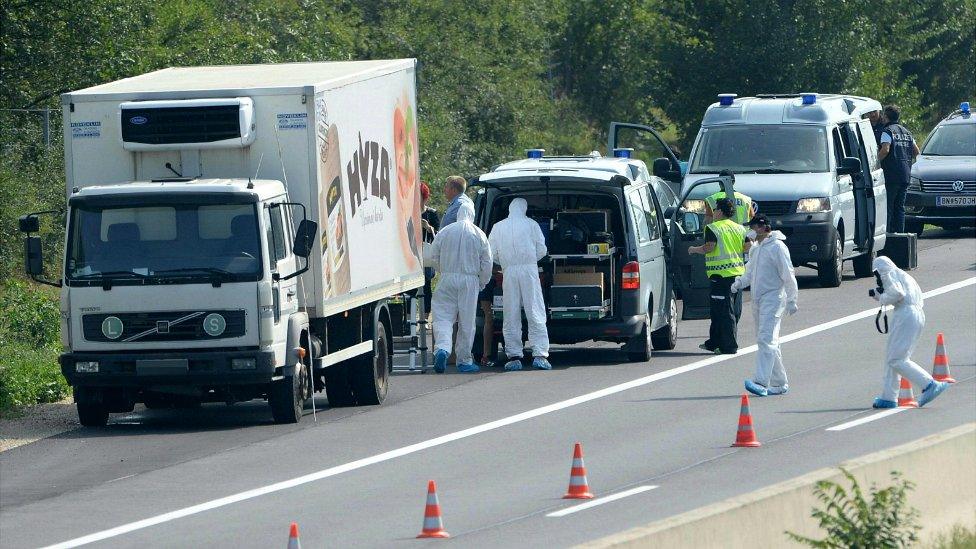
[706,275,742,353]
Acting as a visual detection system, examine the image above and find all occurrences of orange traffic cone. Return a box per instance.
[416,480,450,538]
[287,522,301,549]
[732,394,761,447]
[563,442,595,499]
[897,377,918,408]
[932,333,956,383]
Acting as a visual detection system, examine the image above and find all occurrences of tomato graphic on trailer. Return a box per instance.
[393,93,422,271]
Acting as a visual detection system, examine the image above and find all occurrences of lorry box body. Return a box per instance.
[34,60,423,425]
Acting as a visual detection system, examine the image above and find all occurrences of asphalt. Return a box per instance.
[2,229,974,548]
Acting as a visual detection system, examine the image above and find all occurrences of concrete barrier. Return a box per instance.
[580,423,975,548]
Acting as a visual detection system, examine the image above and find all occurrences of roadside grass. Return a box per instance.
[929,525,976,549]
[0,280,68,413]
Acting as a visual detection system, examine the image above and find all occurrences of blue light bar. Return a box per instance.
[613,148,634,159]
[525,148,545,159]
[718,93,737,106]
[962,102,971,115]
[801,93,817,105]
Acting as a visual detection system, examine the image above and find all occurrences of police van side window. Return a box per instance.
[639,186,661,241]
[857,121,881,171]
[629,192,651,244]
[831,127,847,166]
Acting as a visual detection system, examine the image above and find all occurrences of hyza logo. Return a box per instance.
[203,313,226,337]
[346,132,392,216]
[952,180,964,192]
[101,316,123,339]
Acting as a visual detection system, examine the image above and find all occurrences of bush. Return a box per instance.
[0,344,68,411]
[929,525,976,549]
[0,279,66,412]
[0,279,61,349]
[787,469,920,548]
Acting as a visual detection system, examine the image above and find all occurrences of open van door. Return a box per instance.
[608,122,683,186]
[667,175,735,320]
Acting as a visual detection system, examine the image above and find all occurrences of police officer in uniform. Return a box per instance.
[878,105,920,233]
[690,198,751,354]
[704,171,754,226]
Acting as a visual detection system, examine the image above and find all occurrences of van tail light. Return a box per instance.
[622,261,640,290]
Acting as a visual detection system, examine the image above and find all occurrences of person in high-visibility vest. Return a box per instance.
[690,198,752,354]
[704,189,754,226]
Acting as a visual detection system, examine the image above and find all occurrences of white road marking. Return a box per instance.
[546,486,658,517]
[42,277,976,549]
[826,408,907,431]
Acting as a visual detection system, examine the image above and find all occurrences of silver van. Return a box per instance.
[682,93,888,286]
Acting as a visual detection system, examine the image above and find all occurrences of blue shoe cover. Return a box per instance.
[744,379,768,397]
[433,349,448,374]
[767,384,789,395]
[504,359,523,371]
[872,398,897,409]
[457,362,480,373]
[918,381,948,407]
[532,357,552,370]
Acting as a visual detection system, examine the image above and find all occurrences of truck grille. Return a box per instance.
[921,180,976,194]
[752,200,794,216]
[83,310,246,343]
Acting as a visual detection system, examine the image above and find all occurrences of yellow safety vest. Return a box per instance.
[705,218,747,278]
[706,191,752,225]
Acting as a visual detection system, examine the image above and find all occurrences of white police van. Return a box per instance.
[682,93,888,286]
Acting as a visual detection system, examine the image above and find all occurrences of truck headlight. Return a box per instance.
[683,199,707,215]
[75,361,99,373]
[908,176,921,191]
[796,197,831,213]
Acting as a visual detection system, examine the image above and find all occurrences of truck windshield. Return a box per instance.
[690,125,829,174]
[66,202,262,284]
[922,124,976,156]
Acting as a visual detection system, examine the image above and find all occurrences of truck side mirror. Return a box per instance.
[682,212,701,233]
[25,236,43,276]
[292,219,317,258]
[19,215,39,233]
[837,156,861,176]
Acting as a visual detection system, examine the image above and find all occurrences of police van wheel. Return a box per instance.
[626,313,653,363]
[651,295,678,351]
[817,234,843,288]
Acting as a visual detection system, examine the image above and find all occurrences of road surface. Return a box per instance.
[2,229,974,548]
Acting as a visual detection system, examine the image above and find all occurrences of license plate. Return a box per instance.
[937,196,976,207]
[136,359,189,375]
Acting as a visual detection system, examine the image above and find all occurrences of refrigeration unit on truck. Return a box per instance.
[19,60,426,426]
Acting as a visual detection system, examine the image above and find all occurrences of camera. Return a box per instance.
[869,288,876,297]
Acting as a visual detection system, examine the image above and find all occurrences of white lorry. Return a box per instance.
[19,60,425,425]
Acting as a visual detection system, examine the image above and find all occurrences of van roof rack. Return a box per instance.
[755,94,803,99]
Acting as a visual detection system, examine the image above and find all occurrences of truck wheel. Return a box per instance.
[852,247,876,278]
[75,388,108,427]
[350,322,390,405]
[651,294,678,351]
[270,360,308,424]
[626,313,652,363]
[817,233,843,288]
[323,363,355,407]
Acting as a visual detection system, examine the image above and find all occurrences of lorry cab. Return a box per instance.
[472,143,680,362]
[683,93,887,286]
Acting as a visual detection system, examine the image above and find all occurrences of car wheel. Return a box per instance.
[817,232,843,288]
[626,313,652,363]
[651,294,678,350]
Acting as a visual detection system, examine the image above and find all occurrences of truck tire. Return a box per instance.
[323,363,355,407]
[75,388,108,427]
[350,322,390,405]
[270,359,309,424]
[817,232,843,288]
[651,294,678,351]
[852,246,876,278]
[626,313,652,363]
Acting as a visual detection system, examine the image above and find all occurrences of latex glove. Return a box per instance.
[730,276,741,294]
[786,301,799,316]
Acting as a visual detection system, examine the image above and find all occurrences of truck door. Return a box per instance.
[266,203,299,362]
[842,122,876,250]
[668,176,734,320]
[608,122,683,187]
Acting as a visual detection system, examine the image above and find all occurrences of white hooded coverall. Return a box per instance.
[872,256,933,402]
[488,198,550,359]
[732,231,798,388]
[423,202,493,365]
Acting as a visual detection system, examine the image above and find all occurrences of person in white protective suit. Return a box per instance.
[424,201,493,373]
[488,197,551,371]
[869,256,948,408]
[731,215,798,396]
